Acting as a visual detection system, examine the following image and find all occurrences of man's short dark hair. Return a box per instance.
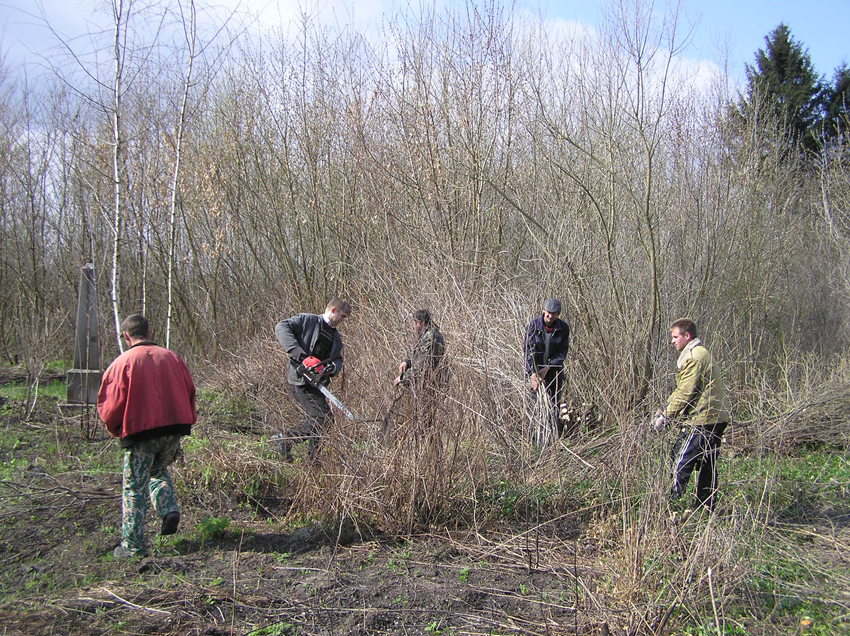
[121,314,150,339]
[413,309,431,325]
[326,298,352,314]
[670,318,697,338]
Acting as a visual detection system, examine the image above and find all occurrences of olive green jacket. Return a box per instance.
[400,324,446,385]
[663,338,731,426]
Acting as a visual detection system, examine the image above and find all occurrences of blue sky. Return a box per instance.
[1,0,847,85]
[665,0,848,80]
[538,0,847,81]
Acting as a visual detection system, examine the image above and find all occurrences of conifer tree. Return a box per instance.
[741,23,824,151]
[822,63,850,141]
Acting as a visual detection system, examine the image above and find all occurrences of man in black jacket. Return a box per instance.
[524,298,570,438]
[274,298,351,457]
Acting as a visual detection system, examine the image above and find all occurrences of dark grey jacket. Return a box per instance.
[275,313,344,387]
[523,315,569,376]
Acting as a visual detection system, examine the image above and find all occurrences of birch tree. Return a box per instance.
[164,0,197,349]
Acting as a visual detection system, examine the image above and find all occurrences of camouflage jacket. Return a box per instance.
[400,325,446,385]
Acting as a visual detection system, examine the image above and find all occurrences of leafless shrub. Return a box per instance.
[732,353,850,453]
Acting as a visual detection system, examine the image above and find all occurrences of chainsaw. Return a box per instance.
[296,356,356,421]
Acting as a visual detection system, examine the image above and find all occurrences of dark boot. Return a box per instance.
[161,511,180,535]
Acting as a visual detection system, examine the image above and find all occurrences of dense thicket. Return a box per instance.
[1,0,848,418]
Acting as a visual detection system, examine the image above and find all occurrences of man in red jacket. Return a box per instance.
[97,314,196,559]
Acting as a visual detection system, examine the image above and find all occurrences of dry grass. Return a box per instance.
[2,349,849,634]
[154,288,850,634]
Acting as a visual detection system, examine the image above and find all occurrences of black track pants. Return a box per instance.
[670,421,728,509]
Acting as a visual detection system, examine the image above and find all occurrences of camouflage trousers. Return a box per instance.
[121,434,183,556]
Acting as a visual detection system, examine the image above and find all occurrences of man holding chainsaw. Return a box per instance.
[274,298,351,457]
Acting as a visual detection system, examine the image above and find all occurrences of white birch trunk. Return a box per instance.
[166,0,197,349]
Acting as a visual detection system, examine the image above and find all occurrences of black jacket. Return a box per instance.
[523,315,569,376]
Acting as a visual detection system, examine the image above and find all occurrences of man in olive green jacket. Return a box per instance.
[393,309,446,389]
[654,318,731,510]
[391,309,446,433]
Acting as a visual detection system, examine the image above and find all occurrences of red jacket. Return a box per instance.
[97,342,197,442]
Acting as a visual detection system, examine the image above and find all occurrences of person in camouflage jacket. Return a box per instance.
[394,309,446,388]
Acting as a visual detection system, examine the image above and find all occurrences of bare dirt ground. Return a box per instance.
[0,485,590,636]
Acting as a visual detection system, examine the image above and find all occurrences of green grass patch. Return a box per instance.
[479,456,622,521]
[0,457,25,480]
[43,360,72,373]
[724,449,850,488]
[245,621,295,635]
[722,450,850,521]
[702,448,850,633]
[481,478,583,518]
[196,387,255,416]
[196,516,233,541]
[181,433,291,506]
[0,379,66,402]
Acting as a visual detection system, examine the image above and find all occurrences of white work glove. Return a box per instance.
[652,411,667,433]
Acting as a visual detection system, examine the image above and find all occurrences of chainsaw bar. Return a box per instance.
[297,362,356,421]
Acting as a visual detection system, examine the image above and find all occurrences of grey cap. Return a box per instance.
[543,298,562,313]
